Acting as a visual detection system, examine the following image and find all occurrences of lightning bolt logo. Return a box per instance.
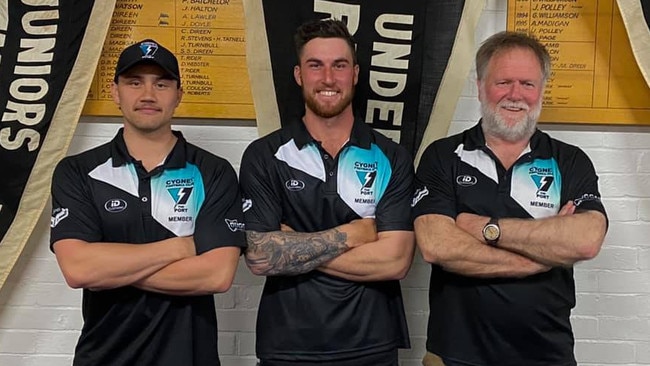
[139,42,158,58]
[364,171,375,187]
[356,170,376,188]
[356,170,376,194]
[177,188,189,204]
[168,187,193,205]
[531,175,554,199]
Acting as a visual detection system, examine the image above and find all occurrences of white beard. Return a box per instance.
[480,99,541,142]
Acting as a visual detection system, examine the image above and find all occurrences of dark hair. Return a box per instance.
[476,31,551,83]
[294,18,357,64]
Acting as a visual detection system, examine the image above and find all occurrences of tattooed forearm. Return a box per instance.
[245,229,349,276]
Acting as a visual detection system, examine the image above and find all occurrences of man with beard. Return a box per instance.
[239,19,414,366]
[412,31,608,366]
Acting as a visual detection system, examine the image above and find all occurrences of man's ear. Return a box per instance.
[353,64,359,86]
[111,82,120,106]
[176,87,183,107]
[476,79,484,102]
[293,65,302,86]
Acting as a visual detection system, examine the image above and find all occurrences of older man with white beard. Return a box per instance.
[412,31,608,366]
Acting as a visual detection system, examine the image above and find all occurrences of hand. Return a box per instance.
[343,218,377,248]
[558,201,576,216]
[280,223,294,232]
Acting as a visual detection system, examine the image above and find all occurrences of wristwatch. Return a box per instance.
[482,217,500,246]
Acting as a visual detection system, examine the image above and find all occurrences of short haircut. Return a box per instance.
[293,18,357,64]
[476,31,551,83]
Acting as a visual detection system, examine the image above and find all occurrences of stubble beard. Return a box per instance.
[480,99,541,142]
[124,113,172,135]
[303,88,355,119]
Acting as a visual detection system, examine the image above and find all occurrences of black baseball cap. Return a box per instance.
[114,39,180,85]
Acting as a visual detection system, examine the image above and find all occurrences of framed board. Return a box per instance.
[82,0,255,119]
[508,0,650,125]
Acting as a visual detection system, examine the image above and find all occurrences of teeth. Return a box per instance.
[320,90,337,96]
[502,105,526,111]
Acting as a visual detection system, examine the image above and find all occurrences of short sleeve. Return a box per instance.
[193,157,247,254]
[375,145,415,232]
[560,147,607,219]
[412,140,458,219]
[50,157,103,249]
[239,140,283,232]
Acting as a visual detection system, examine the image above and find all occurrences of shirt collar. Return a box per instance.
[110,128,187,168]
[290,117,374,149]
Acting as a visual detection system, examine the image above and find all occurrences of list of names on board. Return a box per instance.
[507,0,650,125]
[83,0,255,119]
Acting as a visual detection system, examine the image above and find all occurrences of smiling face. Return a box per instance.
[294,37,359,120]
[478,47,544,142]
[111,63,182,134]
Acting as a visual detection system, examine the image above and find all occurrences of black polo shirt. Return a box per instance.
[412,122,607,366]
[240,118,413,361]
[50,129,246,366]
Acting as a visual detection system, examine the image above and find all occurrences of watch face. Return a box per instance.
[483,224,500,241]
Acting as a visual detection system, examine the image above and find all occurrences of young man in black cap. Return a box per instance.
[50,39,246,366]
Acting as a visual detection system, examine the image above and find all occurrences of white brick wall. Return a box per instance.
[0,1,648,364]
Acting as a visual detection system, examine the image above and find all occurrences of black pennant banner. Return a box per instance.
[0,1,115,288]
[243,0,484,162]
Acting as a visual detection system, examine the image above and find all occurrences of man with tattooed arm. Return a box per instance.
[239,19,415,366]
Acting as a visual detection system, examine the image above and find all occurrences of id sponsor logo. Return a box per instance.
[285,179,305,191]
[456,175,477,187]
[104,199,127,213]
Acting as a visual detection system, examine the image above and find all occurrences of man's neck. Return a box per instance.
[123,127,177,172]
[303,109,355,157]
[484,134,530,170]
